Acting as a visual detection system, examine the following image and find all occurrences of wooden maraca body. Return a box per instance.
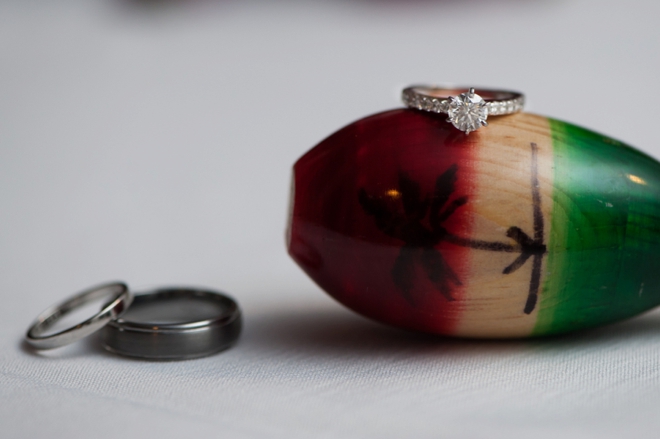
[287,109,660,338]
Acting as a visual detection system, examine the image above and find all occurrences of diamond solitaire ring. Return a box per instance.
[402,85,525,134]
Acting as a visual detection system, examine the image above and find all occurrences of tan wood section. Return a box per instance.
[453,113,554,338]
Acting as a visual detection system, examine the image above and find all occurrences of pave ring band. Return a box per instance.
[402,85,525,134]
[25,282,132,350]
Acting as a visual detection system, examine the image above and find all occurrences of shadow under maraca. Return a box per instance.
[241,297,660,362]
[115,0,543,12]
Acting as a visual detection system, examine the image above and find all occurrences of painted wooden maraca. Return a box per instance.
[287,87,660,338]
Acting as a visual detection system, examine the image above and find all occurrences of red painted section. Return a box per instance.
[288,109,477,335]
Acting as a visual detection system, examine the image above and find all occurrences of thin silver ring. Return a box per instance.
[101,287,242,360]
[26,282,133,350]
[402,85,525,134]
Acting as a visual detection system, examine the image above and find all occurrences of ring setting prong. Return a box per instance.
[447,88,489,135]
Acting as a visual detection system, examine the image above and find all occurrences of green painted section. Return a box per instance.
[534,119,660,335]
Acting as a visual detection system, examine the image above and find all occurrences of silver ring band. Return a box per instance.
[402,85,525,134]
[26,282,132,350]
[101,287,242,360]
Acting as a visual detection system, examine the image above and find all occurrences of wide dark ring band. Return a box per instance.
[101,287,242,360]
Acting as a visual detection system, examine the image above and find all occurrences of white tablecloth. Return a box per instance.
[2,1,660,437]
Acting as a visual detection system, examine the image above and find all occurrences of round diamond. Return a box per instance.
[447,90,488,134]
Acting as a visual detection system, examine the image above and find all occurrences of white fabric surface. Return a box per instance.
[2,1,660,437]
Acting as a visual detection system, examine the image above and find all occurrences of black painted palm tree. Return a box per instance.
[359,164,467,304]
[358,143,547,313]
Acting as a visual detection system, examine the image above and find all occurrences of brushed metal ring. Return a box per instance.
[101,287,242,360]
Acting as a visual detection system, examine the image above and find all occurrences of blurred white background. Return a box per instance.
[2,1,660,438]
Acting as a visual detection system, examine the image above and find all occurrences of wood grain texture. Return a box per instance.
[454,113,553,337]
[535,118,660,335]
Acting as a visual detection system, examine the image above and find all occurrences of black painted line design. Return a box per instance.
[522,142,546,314]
